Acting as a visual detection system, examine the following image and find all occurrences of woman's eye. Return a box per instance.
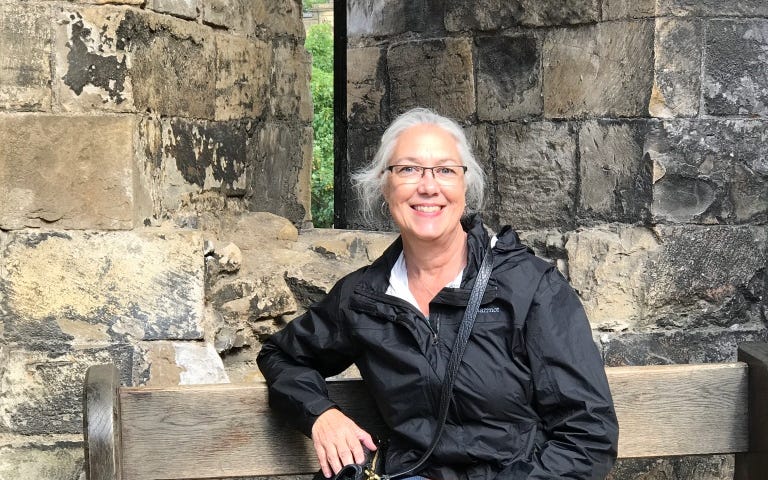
[436,167,457,176]
[398,166,418,174]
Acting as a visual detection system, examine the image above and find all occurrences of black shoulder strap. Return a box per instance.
[384,245,494,479]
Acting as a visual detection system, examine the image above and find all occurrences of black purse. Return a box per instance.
[323,246,494,480]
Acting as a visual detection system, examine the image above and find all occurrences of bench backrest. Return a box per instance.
[83,342,768,480]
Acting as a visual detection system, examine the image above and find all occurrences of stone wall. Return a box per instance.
[345,1,768,478]
[0,0,314,478]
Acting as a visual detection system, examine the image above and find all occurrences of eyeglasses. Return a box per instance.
[385,165,468,185]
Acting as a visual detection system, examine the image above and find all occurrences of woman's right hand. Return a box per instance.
[311,408,377,478]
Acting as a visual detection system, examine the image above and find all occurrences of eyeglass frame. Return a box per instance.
[384,164,468,184]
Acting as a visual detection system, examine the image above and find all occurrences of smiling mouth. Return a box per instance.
[412,205,442,213]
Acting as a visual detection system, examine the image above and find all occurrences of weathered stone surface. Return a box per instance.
[650,18,701,118]
[247,124,311,225]
[644,225,767,328]
[566,226,660,330]
[204,0,305,42]
[0,442,84,480]
[1,230,205,346]
[577,120,653,223]
[567,225,768,330]
[55,8,133,112]
[148,0,198,20]
[139,341,228,386]
[347,0,425,38]
[445,0,599,31]
[608,455,734,480]
[495,121,577,229]
[209,274,298,324]
[602,0,655,20]
[704,19,768,117]
[601,327,768,366]
[116,9,216,118]
[269,39,312,122]
[647,119,768,224]
[157,117,248,212]
[215,34,271,121]
[464,123,495,221]
[475,34,542,121]
[338,127,389,230]
[0,4,52,111]
[543,21,654,118]
[657,0,768,17]
[0,346,133,435]
[347,46,386,125]
[387,38,475,121]
[0,114,136,230]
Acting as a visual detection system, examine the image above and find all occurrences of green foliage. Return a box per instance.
[302,0,327,13]
[306,23,335,227]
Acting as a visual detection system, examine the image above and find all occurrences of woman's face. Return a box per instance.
[382,124,467,243]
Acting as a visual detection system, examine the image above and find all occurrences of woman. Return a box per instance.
[257,108,619,479]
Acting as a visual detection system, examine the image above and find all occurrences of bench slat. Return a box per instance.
[115,363,749,480]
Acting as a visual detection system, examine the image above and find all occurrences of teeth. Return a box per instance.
[413,205,441,213]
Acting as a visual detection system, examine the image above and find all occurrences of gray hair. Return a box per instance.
[352,108,485,223]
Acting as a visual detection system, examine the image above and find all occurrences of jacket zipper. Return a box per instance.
[355,290,439,341]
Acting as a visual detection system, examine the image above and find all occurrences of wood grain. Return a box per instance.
[83,364,122,480]
[105,362,750,479]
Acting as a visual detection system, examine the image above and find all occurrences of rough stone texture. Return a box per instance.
[0,114,137,230]
[148,0,198,20]
[347,47,387,126]
[464,124,495,221]
[247,124,312,225]
[444,0,599,31]
[0,442,84,480]
[647,119,768,224]
[140,341,229,386]
[567,225,768,330]
[602,0,655,20]
[347,0,427,39]
[657,0,768,17]
[0,4,52,111]
[601,327,768,366]
[704,19,768,117]
[577,120,653,224]
[495,121,578,230]
[269,39,312,122]
[543,21,655,118]
[0,346,133,435]
[215,34,271,121]
[339,127,389,231]
[475,34,542,121]
[651,18,702,118]
[1,230,205,347]
[387,38,475,121]
[55,8,133,112]
[607,455,735,480]
[116,9,216,118]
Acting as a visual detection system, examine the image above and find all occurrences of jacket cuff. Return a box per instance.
[301,399,339,438]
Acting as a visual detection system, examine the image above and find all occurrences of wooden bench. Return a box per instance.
[83,342,768,480]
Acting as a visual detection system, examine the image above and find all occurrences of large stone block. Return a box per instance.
[0,114,137,230]
[0,4,52,111]
[347,46,386,126]
[657,0,768,17]
[445,0,599,31]
[543,21,654,118]
[704,19,768,117]
[347,0,425,39]
[475,34,542,121]
[338,127,389,230]
[215,34,271,121]
[495,121,577,229]
[609,454,734,480]
[650,18,702,118]
[0,346,133,435]
[387,38,475,121]
[246,123,311,225]
[148,0,198,20]
[0,442,84,480]
[602,0,655,20]
[55,8,133,112]
[203,0,304,39]
[269,39,312,122]
[1,230,205,347]
[567,225,767,330]
[115,9,216,118]
[578,120,653,223]
[647,119,768,224]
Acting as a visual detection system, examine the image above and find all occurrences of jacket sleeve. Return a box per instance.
[506,267,619,479]
[256,277,359,437]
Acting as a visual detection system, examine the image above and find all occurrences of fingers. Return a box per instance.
[311,409,375,478]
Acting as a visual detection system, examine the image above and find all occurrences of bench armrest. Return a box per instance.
[736,342,768,480]
[83,364,122,480]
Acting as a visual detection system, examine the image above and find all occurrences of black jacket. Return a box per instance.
[257,215,619,479]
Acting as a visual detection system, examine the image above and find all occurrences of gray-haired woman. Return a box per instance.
[258,107,619,480]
